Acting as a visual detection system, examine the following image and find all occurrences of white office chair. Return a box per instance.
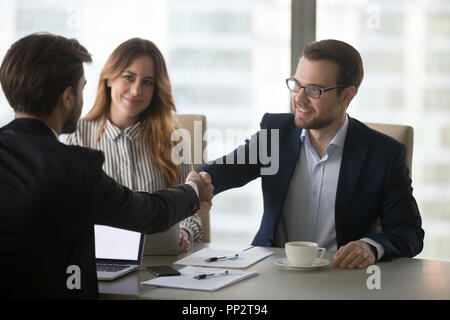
[365,122,414,177]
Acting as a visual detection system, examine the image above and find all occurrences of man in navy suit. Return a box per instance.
[197,39,424,269]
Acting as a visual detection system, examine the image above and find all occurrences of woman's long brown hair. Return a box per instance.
[84,38,179,187]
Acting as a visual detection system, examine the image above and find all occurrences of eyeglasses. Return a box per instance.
[286,77,350,99]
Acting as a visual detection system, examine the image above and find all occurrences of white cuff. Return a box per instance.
[360,238,385,260]
[185,181,199,199]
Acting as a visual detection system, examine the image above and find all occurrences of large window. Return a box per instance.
[317,0,450,261]
[0,0,291,245]
[5,1,445,262]
[169,1,291,244]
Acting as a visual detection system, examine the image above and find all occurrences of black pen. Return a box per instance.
[205,253,238,262]
[193,270,229,279]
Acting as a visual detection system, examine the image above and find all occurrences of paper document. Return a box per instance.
[141,266,258,292]
[174,247,274,269]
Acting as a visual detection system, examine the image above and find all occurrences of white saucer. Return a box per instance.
[274,258,330,271]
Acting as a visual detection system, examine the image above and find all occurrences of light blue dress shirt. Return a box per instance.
[274,115,384,260]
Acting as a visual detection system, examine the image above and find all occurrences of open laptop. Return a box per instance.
[144,223,180,256]
[95,225,144,281]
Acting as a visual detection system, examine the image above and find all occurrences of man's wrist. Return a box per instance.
[360,238,384,260]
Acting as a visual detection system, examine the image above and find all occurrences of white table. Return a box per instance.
[99,242,450,300]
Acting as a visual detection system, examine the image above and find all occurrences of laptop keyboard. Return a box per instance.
[96,264,130,273]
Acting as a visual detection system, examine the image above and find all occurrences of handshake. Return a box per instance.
[186,171,214,217]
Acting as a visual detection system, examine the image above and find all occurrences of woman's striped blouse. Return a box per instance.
[64,118,202,242]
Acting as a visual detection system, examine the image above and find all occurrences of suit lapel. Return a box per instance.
[281,125,302,189]
[335,118,368,246]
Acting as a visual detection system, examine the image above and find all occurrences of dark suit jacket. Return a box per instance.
[198,113,424,259]
[0,118,199,299]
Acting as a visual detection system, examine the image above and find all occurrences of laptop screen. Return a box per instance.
[95,225,141,261]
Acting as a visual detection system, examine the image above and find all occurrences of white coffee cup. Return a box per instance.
[285,241,326,266]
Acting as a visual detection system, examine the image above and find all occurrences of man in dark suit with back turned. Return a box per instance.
[0,33,213,299]
[197,39,424,269]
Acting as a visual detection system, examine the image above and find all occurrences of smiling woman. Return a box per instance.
[108,55,156,130]
[83,38,180,186]
[65,38,204,253]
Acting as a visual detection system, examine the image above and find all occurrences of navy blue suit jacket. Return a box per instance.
[198,113,424,259]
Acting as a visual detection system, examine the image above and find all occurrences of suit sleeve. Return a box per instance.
[367,144,424,259]
[196,114,272,195]
[85,155,200,234]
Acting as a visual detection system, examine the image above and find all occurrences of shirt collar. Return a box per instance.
[46,124,59,139]
[329,114,349,151]
[104,119,140,141]
[10,118,59,141]
[19,118,59,139]
[300,114,349,152]
[300,126,310,145]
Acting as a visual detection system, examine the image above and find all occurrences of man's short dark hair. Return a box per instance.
[0,33,92,116]
[303,39,364,94]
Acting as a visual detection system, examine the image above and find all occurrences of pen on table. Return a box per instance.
[205,253,238,262]
[193,270,229,279]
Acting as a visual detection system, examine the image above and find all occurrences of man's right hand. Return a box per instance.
[198,171,211,185]
[186,171,214,203]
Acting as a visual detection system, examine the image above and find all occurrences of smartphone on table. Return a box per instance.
[146,265,181,277]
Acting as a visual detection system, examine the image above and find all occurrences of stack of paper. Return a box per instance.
[141,247,274,292]
[174,247,274,269]
[141,266,258,292]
